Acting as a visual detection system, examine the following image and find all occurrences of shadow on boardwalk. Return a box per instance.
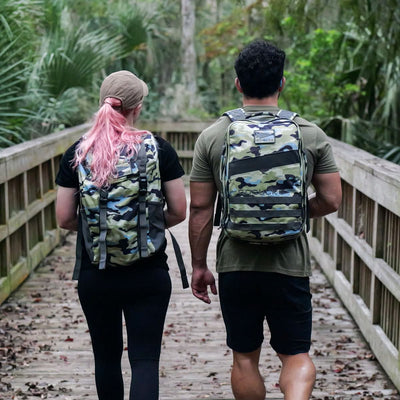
[0,211,399,399]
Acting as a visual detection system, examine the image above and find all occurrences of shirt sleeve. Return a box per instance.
[156,136,185,182]
[190,133,214,181]
[314,130,339,174]
[55,142,79,188]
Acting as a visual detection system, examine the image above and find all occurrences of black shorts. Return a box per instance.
[218,271,312,355]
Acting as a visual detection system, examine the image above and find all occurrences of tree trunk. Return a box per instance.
[181,0,198,109]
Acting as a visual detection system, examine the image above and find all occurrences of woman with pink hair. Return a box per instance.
[55,70,186,400]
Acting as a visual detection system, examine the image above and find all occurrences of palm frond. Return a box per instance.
[31,23,123,97]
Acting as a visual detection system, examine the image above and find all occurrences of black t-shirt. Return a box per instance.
[55,135,185,274]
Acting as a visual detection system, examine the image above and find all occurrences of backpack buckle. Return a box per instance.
[139,176,147,194]
[99,189,108,202]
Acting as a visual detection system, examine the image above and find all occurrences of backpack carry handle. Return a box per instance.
[223,108,297,122]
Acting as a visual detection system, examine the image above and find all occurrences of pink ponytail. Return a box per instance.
[74,97,146,188]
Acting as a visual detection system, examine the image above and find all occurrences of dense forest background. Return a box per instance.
[1,0,399,163]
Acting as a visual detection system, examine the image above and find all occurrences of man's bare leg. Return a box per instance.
[231,347,266,400]
[278,353,316,400]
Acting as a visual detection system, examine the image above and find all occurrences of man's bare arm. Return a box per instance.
[189,181,218,303]
[309,172,342,218]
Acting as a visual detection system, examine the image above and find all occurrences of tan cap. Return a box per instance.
[99,70,149,110]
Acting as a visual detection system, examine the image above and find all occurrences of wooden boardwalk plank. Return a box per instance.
[0,211,399,399]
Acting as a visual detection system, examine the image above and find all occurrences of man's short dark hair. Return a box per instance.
[234,40,285,99]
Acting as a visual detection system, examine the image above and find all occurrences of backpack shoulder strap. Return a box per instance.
[277,109,298,120]
[223,108,246,122]
[136,141,150,258]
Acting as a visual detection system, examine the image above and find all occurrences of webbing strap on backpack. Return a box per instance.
[73,217,83,280]
[168,229,189,289]
[98,189,108,270]
[137,144,149,257]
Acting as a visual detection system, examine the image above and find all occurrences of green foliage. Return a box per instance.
[0,0,40,147]
[0,0,162,142]
[32,26,122,96]
[104,0,182,117]
[25,14,124,136]
[1,0,399,167]
[281,28,348,119]
[316,0,400,156]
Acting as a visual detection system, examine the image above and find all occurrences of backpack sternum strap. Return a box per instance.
[137,143,149,258]
[98,189,108,270]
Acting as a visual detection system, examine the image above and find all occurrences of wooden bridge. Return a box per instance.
[0,122,400,399]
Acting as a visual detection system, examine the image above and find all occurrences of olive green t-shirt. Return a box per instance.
[190,105,338,277]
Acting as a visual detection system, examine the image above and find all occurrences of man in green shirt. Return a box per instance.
[189,40,342,400]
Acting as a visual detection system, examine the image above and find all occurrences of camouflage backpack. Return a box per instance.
[218,108,308,243]
[75,132,188,287]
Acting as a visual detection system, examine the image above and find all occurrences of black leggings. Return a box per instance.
[78,265,171,400]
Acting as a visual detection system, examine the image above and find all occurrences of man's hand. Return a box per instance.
[191,267,217,304]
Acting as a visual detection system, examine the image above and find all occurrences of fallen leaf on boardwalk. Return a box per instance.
[361,352,376,360]
[64,336,74,342]
[59,355,68,362]
[338,335,353,343]
[320,369,328,375]
[366,372,379,382]
[333,360,346,373]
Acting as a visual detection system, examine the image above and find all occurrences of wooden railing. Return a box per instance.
[1,122,400,390]
[308,138,400,389]
[0,124,89,304]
